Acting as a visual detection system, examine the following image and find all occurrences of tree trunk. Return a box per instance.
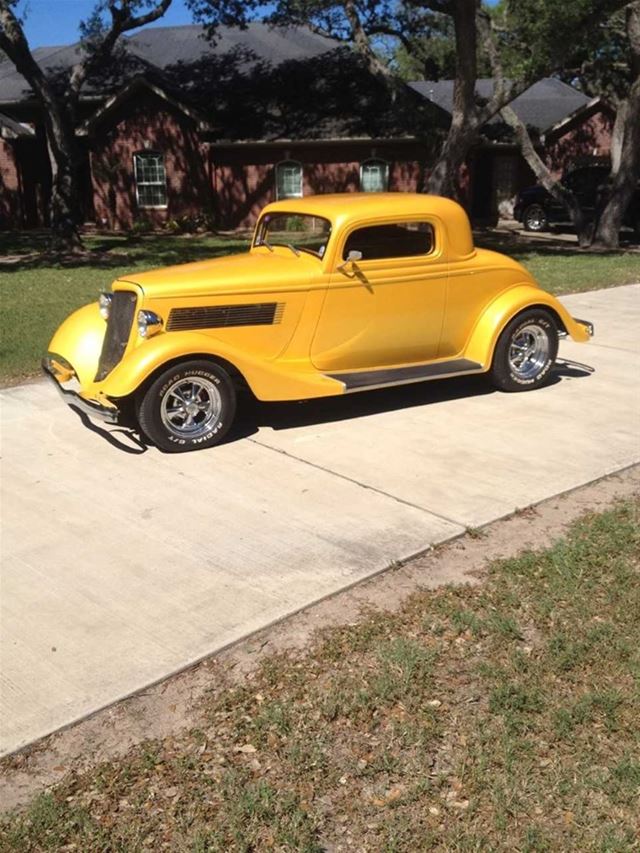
[44,112,83,252]
[1,0,172,251]
[592,2,640,249]
[426,0,479,198]
[592,77,640,247]
[0,3,83,250]
[500,105,592,246]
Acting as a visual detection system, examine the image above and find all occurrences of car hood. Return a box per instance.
[116,248,319,300]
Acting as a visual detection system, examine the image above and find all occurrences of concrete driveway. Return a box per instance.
[1,284,639,756]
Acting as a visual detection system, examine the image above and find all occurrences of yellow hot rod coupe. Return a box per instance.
[43,194,593,452]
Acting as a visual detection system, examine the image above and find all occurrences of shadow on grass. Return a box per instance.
[0,232,250,272]
[1,227,637,273]
[72,360,594,454]
[473,227,640,257]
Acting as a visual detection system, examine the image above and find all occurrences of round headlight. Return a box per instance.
[99,292,113,320]
[138,310,163,338]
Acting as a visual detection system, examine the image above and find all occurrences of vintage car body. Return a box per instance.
[44,193,593,451]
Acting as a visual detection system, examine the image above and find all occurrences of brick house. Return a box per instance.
[0,24,614,231]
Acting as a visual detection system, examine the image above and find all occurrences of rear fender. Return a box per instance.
[464,284,591,367]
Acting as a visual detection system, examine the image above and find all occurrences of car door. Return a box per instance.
[310,218,447,372]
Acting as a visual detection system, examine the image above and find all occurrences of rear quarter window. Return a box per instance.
[343,222,435,261]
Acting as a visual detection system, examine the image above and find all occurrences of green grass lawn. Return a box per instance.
[0,230,638,385]
[0,233,249,385]
[2,500,638,851]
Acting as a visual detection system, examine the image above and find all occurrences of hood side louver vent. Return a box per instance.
[167,302,284,332]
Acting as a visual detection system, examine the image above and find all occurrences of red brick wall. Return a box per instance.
[0,139,21,228]
[211,142,427,230]
[544,108,614,177]
[90,91,212,230]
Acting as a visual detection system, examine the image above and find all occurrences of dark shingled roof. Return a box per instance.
[0,23,348,104]
[409,77,593,135]
[0,23,446,142]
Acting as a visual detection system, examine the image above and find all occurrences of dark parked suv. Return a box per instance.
[514,165,640,237]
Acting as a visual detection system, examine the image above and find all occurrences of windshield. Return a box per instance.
[254,213,332,258]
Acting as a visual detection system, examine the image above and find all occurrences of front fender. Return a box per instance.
[98,331,343,402]
[464,284,591,368]
[48,302,106,388]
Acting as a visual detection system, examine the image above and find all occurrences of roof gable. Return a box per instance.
[77,76,212,136]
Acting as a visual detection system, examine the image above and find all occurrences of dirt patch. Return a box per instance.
[1,465,638,812]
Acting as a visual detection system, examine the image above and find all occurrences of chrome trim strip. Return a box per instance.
[328,358,484,393]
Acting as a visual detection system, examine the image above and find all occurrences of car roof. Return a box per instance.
[263,193,475,258]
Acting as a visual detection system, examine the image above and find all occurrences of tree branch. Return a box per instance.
[367,23,414,53]
[69,0,173,96]
[475,6,528,122]
[343,0,394,80]
[500,104,590,244]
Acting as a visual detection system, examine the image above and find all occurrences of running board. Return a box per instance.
[328,358,484,392]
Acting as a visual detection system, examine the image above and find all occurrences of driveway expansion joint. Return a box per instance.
[248,436,466,530]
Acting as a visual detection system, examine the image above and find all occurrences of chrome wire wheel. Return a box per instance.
[508,323,550,381]
[160,376,222,438]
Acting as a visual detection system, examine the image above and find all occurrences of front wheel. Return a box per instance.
[522,204,549,232]
[137,360,237,452]
[491,309,558,392]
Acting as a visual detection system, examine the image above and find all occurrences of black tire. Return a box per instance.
[137,359,237,452]
[491,309,558,392]
[522,204,549,232]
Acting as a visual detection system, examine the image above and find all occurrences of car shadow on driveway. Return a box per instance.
[228,358,595,442]
[67,359,594,454]
[69,404,150,454]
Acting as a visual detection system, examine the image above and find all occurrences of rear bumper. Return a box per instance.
[42,354,120,424]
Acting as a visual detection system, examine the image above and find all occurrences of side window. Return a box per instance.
[343,222,434,261]
[275,160,303,200]
[360,159,389,192]
[133,151,167,208]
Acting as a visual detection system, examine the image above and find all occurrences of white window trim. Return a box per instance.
[133,151,168,210]
[359,158,390,192]
[275,159,303,200]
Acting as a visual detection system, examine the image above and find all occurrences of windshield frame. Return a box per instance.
[253,212,333,259]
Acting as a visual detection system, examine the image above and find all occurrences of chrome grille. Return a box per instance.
[94,291,137,381]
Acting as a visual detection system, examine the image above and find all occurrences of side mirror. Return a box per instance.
[337,249,363,273]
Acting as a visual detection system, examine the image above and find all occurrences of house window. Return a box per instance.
[360,159,389,192]
[275,160,303,199]
[134,151,167,208]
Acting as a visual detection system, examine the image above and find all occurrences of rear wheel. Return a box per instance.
[491,309,558,392]
[522,204,548,232]
[137,360,236,452]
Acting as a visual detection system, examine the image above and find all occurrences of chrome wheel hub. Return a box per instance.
[160,377,222,437]
[508,324,550,380]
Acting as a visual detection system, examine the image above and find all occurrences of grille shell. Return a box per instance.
[94,291,137,382]
[166,302,284,332]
